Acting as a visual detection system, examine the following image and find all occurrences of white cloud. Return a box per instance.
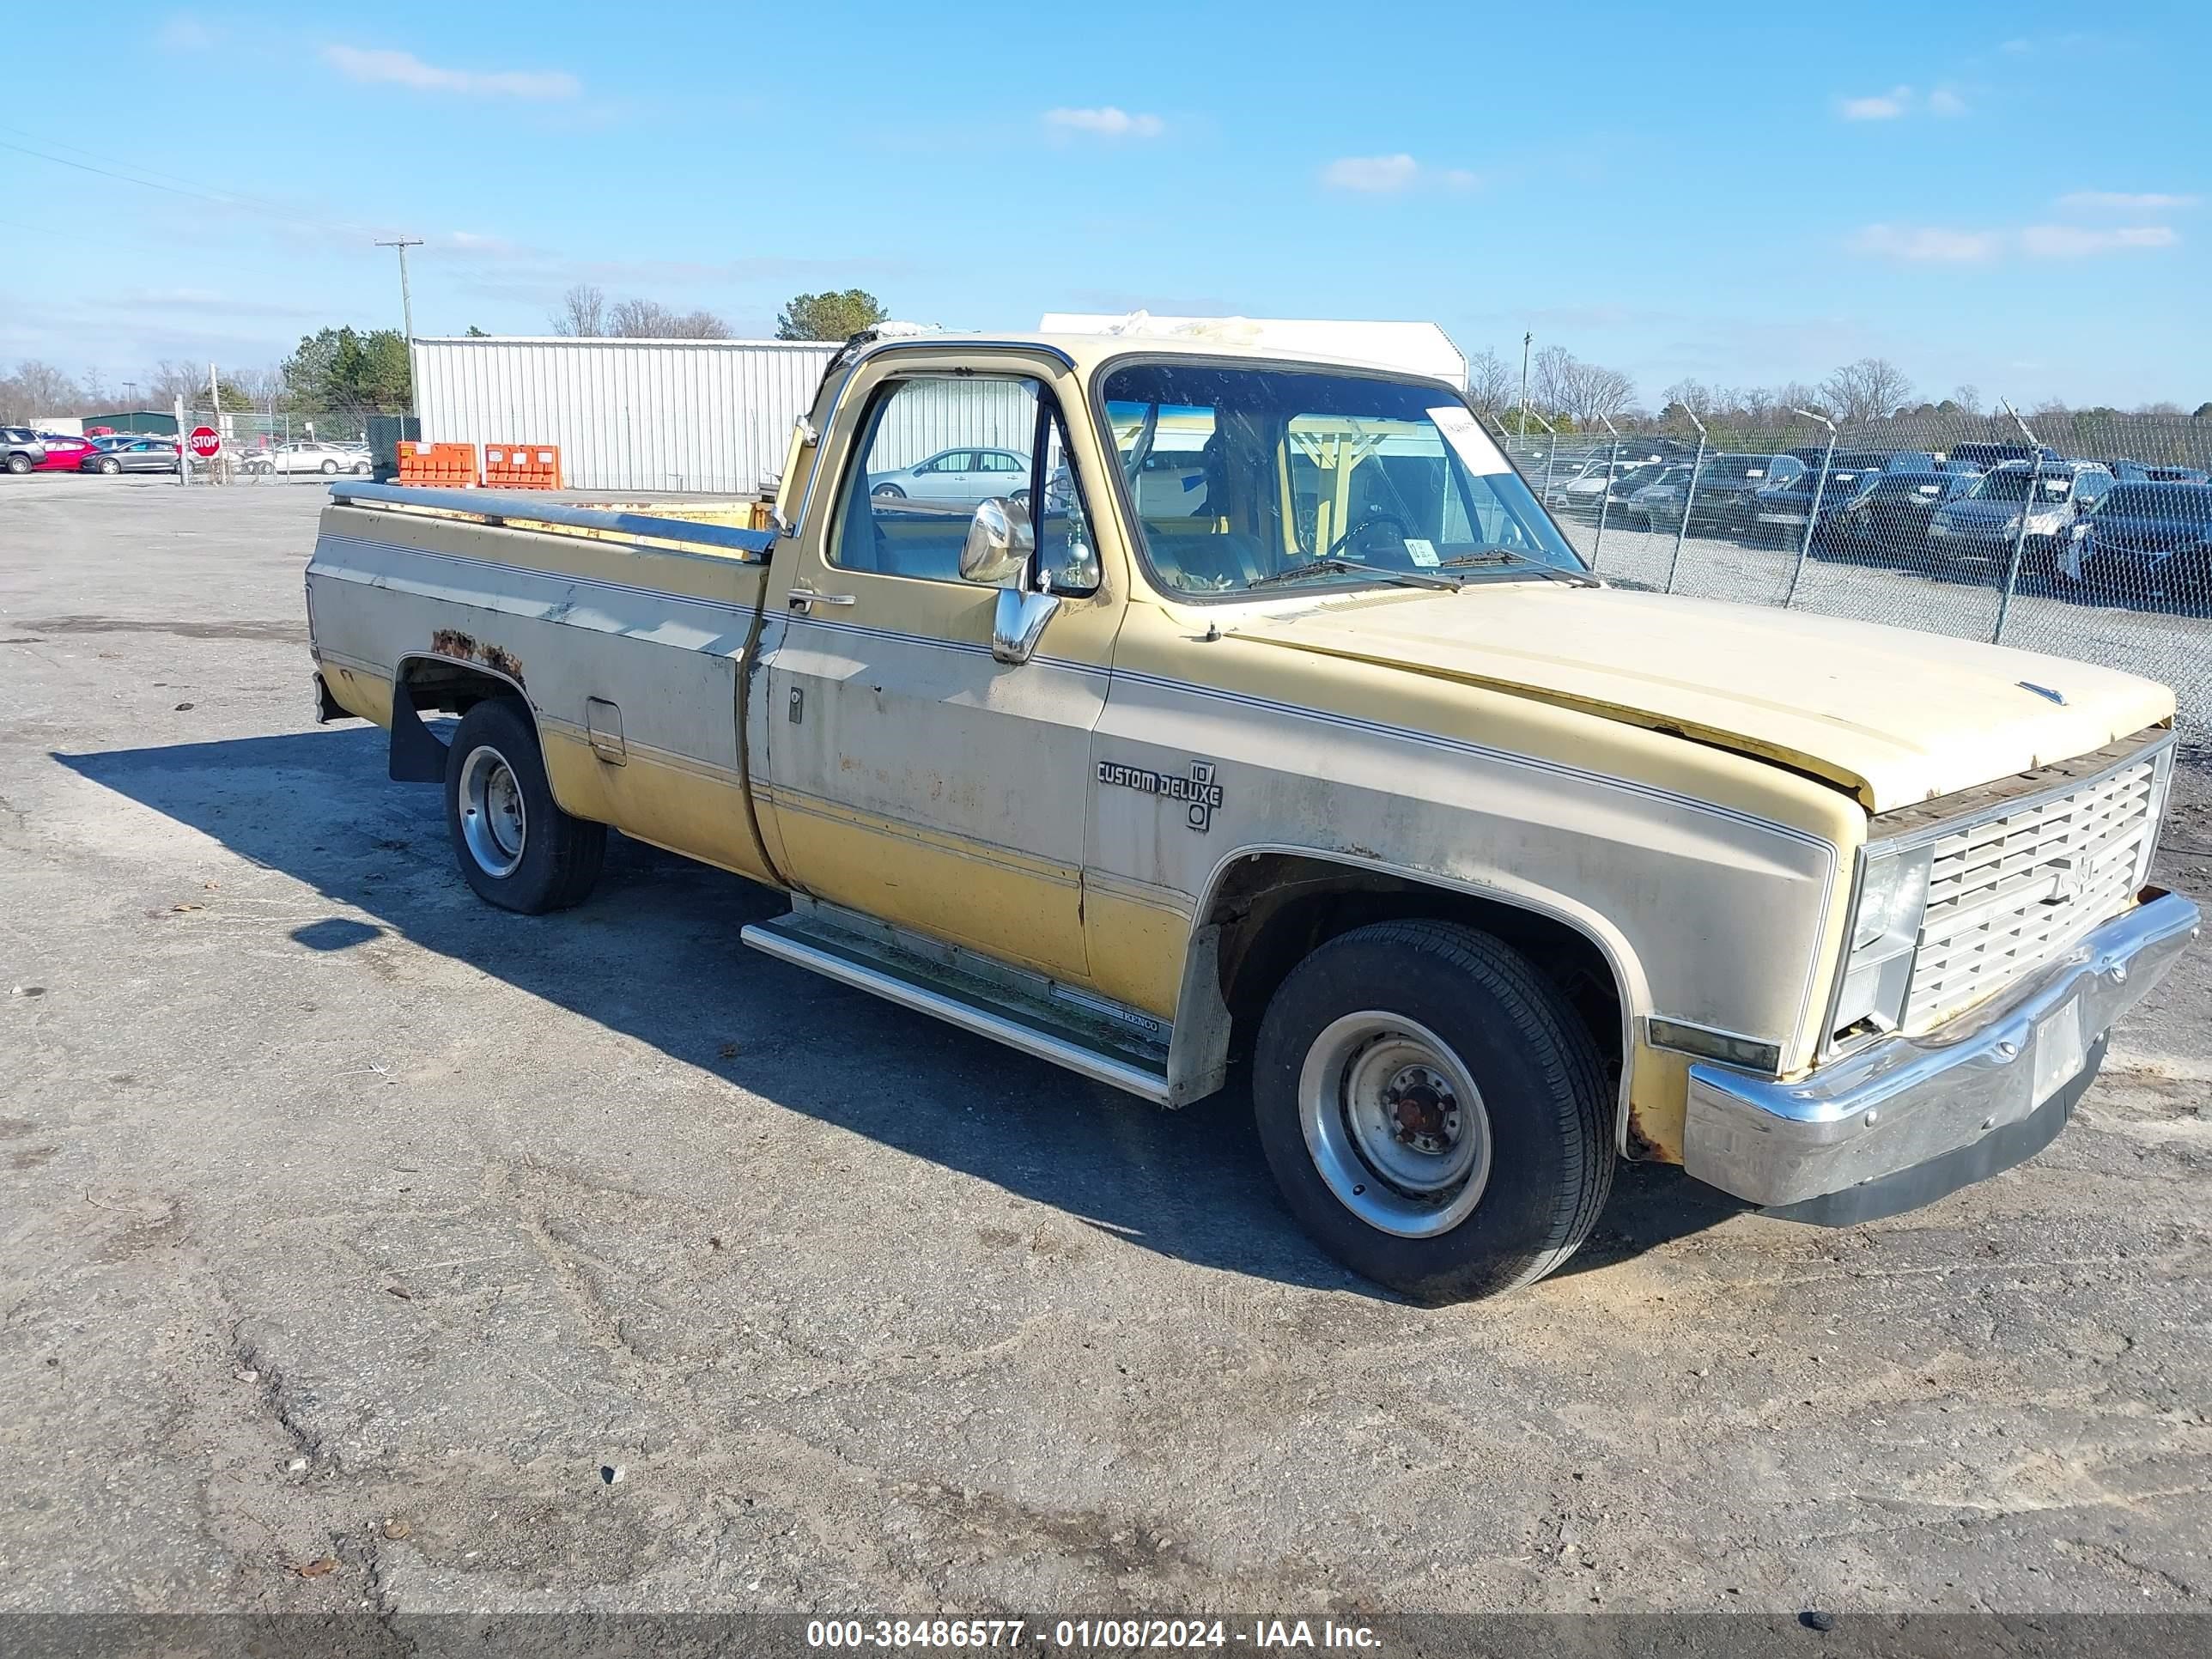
[2020,223,2178,258]
[2055,191,2202,211]
[321,46,581,100]
[156,15,215,51]
[1851,223,2001,263]
[1839,85,1912,119]
[1927,84,1967,116]
[1043,106,1164,139]
[1317,154,1474,194]
[1852,222,2178,262]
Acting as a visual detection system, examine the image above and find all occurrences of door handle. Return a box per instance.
[787,588,855,610]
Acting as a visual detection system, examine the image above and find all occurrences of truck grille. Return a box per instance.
[1908,758,2158,1030]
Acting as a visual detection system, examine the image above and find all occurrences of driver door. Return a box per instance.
[759,360,1114,981]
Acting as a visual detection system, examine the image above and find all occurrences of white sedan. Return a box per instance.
[245,441,372,477]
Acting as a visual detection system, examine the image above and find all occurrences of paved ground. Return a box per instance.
[2,477,2208,1622]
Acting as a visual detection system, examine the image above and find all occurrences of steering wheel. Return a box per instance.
[1325,512,1413,561]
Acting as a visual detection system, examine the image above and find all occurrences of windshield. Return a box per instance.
[1099,362,1583,599]
[1972,468,2075,503]
[2103,483,2212,524]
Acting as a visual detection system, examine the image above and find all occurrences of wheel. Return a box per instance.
[321,459,339,475]
[98,458,121,475]
[441,698,605,914]
[4,453,30,474]
[352,461,371,475]
[1253,920,1613,1302]
[871,482,905,500]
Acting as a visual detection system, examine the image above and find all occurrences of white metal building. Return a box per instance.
[410,337,839,495]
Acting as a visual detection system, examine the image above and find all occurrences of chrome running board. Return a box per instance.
[741,902,1173,1104]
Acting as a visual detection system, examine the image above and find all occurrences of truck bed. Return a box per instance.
[307,481,781,882]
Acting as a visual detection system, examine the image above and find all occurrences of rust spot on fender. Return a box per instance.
[1625,1099,1680,1164]
[429,629,524,687]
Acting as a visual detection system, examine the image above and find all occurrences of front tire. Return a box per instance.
[1253,920,1613,1302]
[99,458,121,475]
[871,482,905,500]
[441,697,605,914]
[320,459,339,476]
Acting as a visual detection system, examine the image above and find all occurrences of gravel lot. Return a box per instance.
[2,477,2208,1629]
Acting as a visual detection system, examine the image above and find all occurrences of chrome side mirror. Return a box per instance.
[958,497,1033,586]
[992,587,1060,665]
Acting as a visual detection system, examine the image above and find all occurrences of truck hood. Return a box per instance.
[1227,584,2173,811]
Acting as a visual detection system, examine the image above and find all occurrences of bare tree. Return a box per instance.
[1949,384,1982,416]
[0,360,86,421]
[1818,357,1913,424]
[606,297,732,339]
[550,283,607,337]
[1464,349,1515,413]
[147,360,209,410]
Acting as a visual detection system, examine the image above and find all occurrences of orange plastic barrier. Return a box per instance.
[396,441,479,487]
[482,444,562,491]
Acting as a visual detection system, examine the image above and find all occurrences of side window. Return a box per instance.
[830,374,1100,594]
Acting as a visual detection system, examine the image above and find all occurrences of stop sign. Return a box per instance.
[187,425,221,459]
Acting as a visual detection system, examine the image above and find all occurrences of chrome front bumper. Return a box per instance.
[1683,890,2200,1222]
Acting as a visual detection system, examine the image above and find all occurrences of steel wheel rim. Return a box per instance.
[1297,1012,1491,1238]
[458,744,527,878]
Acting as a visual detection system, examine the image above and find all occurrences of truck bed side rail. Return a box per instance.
[328,480,777,562]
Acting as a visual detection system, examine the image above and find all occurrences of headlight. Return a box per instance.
[1827,842,1934,1048]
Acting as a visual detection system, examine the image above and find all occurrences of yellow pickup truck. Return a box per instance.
[306,330,2198,1301]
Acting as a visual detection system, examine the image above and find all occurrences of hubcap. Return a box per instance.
[1297,1012,1491,1237]
[458,744,526,877]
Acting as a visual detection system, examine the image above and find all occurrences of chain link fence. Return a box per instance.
[1486,408,2212,736]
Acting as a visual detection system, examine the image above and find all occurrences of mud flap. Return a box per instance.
[387,676,450,783]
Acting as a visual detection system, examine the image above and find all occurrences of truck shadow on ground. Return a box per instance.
[58,725,1735,1299]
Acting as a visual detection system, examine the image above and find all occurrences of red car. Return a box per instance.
[30,432,95,472]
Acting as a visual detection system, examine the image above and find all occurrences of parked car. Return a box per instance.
[1636,453,1805,534]
[1943,441,2060,472]
[3,426,48,474]
[244,440,374,477]
[1928,459,2116,568]
[1750,458,1896,542]
[80,437,181,476]
[1814,470,1983,556]
[2107,459,2210,485]
[863,445,1031,505]
[2058,481,2212,609]
[27,431,94,471]
[1626,465,1693,529]
[1596,460,1674,518]
[1553,455,1673,514]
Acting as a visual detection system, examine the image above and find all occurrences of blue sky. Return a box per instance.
[4,1,2207,409]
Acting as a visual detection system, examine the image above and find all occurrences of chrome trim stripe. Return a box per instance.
[740,921,1171,1104]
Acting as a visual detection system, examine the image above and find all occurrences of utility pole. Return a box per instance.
[1518,331,1532,441]
[122,380,140,406]
[375,237,424,343]
[208,363,223,486]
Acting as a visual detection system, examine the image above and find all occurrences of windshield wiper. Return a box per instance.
[1245,557,1460,592]
[1433,547,1601,587]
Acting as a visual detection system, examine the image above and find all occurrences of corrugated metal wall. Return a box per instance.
[860,375,1038,470]
[410,337,841,495]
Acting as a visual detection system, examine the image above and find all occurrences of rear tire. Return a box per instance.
[441,697,605,914]
[1253,920,1613,1303]
[4,453,30,474]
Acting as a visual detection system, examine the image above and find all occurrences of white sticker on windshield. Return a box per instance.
[1426,405,1510,477]
[1403,538,1439,567]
